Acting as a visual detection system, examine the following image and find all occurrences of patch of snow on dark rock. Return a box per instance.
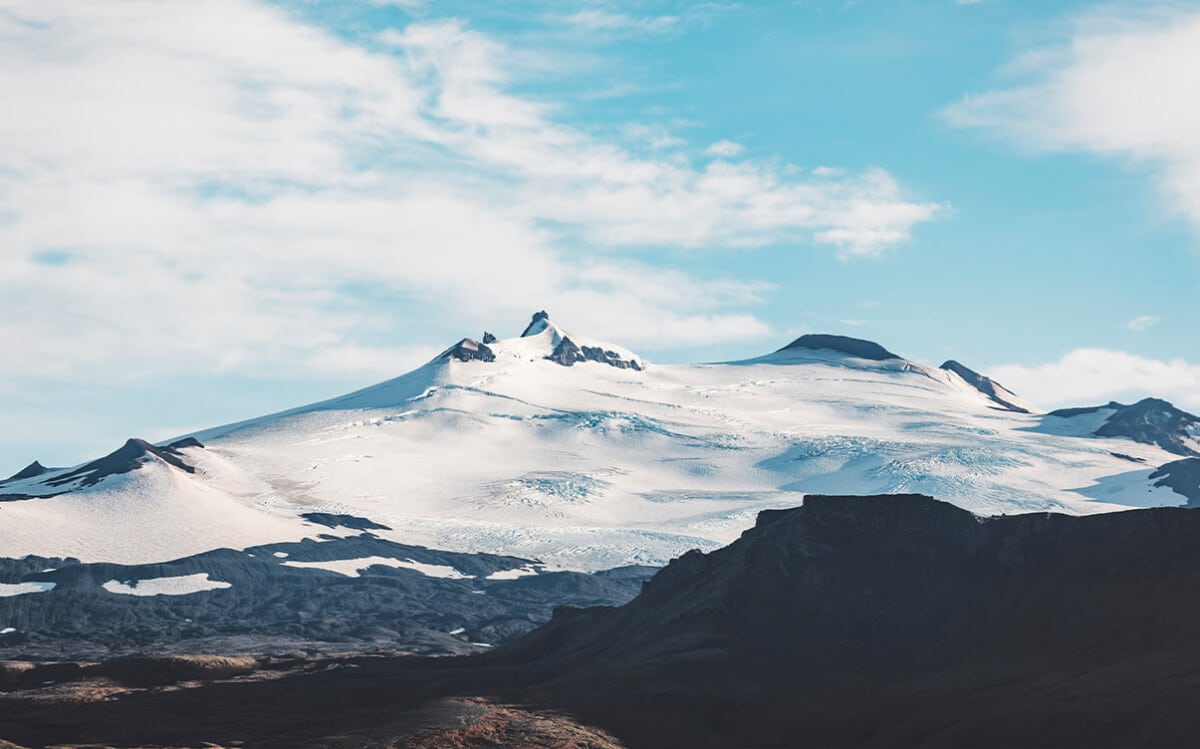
[1150,458,1200,506]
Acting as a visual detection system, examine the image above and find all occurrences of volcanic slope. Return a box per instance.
[1,312,1190,571]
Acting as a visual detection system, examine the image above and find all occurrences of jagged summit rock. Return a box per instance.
[546,337,643,371]
[941,360,1031,413]
[777,333,900,361]
[438,338,496,364]
[521,310,552,338]
[482,331,497,345]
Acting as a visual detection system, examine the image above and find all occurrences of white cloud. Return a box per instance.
[705,139,745,158]
[990,349,1200,411]
[565,9,681,35]
[944,4,1200,229]
[1124,314,1161,332]
[0,0,936,388]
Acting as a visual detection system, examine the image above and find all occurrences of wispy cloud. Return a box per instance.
[1124,314,1161,332]
[565,9,681,35]
[705,139,745,158]
[0,0,936,388]
[991,348,1200,410]
[944,4,1200,231]
[561,2,739,38]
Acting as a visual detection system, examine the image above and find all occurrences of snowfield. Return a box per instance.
[101,573,232,597]
[0,315,1191,570]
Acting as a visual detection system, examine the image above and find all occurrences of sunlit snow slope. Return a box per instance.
[2,313,1193,570]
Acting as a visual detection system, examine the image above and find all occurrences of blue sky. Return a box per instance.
[1,0,1199,473]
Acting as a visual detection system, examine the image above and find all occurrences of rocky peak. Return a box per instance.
[2,460,50,484]
[1049,397,1199,456]
[777,333,900,361]
[521,311,553,338]
[438,338,496,364]
[940,360,1030,413]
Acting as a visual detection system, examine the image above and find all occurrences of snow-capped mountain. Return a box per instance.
[2,312,1193,572]
[4,310,1198,655]
[1040,398,1200,457]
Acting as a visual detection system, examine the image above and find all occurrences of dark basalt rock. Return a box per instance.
[521,310,551,337]
[301,512,393,532]
[0,534,654,661]
[1150,457,1200,506]
[940,360,1029,413]
[43,438,196,489]
[777,333,900,361]
[439,338,496,363]
[545,336,584,366]
[545,337,642,371]
[166,436,204,450]
[2,461,49,484]
[482,331,497,344]
[1050,397,1199,456]
[476,494,1200,747]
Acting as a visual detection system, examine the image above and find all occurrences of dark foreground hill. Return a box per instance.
[7,494,1200,748]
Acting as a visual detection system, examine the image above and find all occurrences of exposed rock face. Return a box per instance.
[1,461,49,484]
[545,337,642,371]
[777,333,900,361]
[940,359,1030,413]
[482,331,497,344]
[1049,397,1199,456]
[440,338,496,363]
[1150,457,1200,506]
[483,494,1200,747]
[0,533,655,660]
[43,438,196,489]
[521,310,552,337]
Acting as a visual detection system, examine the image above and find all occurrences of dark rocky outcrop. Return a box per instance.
[776,333,900,361]
[521,310,551,337]
[1,461,49,484]
[545,337,642,371]
[1049,397,1199,456]
[480,494,1200,747]
[482,331,498,344]
[165,436,204,450]
[300,512,393,531]
[940,359,1030,413]
[439,338,496,363]
[42,438,196,489]
[0,534,654,661]
[1150,457,1200,506]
